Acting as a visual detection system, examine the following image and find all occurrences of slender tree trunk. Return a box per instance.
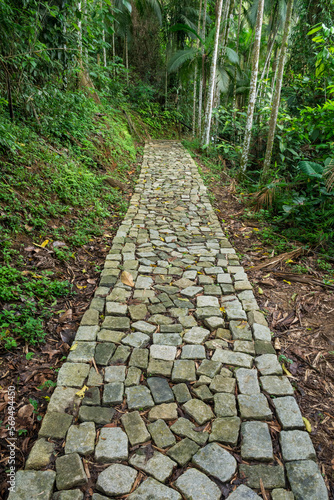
[233,0,242,135]
[239,0,265,172]
[269,49,278,105]
[262,0,293,179]
[202,0,224,147]
[78,1,83,60]
[101,1,107,67]
[84,0,88,67]
[198,0,208,138]
[256,24,278,102]
[125,33,129,85]
[193,0,203,137]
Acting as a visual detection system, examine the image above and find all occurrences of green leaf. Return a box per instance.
[225,47,239,65]
[167,48,197,73]
[170,24,203,45]
[298,161,324,179]
[307,26,322,36]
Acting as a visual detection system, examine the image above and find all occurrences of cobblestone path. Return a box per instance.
[13,141,328,500]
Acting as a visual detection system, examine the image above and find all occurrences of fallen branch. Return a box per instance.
[247,247,304,271]
[272,271,334,289]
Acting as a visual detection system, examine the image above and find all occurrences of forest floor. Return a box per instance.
[194,152,334,495]
[0,138,333,498]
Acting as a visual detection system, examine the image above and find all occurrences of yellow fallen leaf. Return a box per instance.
[70,342,78,351]
[220,307,225,312]
[282,363,293,377]
[76,285,87,289]
[286,259,294,264]
[302,417,312,433]
[41,239,49,248]
[76,385,89,399]
[283,280,291,285]
[258,287,264,295]
[121,271,135,287]
[160,237,165,242]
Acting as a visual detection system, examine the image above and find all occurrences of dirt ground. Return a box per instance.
[205,163,334,498]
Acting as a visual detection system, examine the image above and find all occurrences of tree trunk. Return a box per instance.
[233,0,242,130]
[125,33,129,85]
[197,0,208,138]
[239,0,265,172]
[201,0,224,147]
[262,0,293,179]
[193,0,203,137]
[101,1,106,67]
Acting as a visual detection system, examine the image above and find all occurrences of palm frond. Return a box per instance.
[216,67,230,94]
[324,158,334,192]
[168,47,197,73]
[225,47,239,65]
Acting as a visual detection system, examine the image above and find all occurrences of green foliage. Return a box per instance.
[0,266,70,349]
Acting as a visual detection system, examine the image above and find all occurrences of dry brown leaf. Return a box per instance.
[121,271,135,287]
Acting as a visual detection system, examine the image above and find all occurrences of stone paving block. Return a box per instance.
[209,416,241,445]
[110,345,131,364]
[56,453,87,490]
[172,360,196,382]
[181,344,206,359]
[192,442,237,483]
[248,310,268,327]
[241,421,273,461]
[104,365,126,383]
[97,329,125,343]
[81,308,99,326]
[131,320,156,334]
[148,418,176,448]
[76,325,99,341]
[129,347,149,369]
[122,331,150,347]
[203,316,225,330]
[167,438,200,466]
[197,359,221,378]
[102,316,130,331]
[125,366,141,386]
[95,427,128,462]
[240,464,286,489]
[234,340,255,355]
[229,320,252,340]
[39,411,73,439]
[252,323,271,341]
[175,468,221,500]
[210,374,236,393]
[148,402,178,421]
[95,342,115,365]
[96,464,137,496]
[183,326,211,344]
[25,438,55,470]
[121,411,150,446]
[171,417,209,446]
[78,406,114,425]
[67,342,96,363]
[105,302,128,316]
[255,340,276,355]
[153,333,183,345]
[214,393,237,417]
[103,382,124,405]
[148,359,173,377]
[129,448,176,483]
[82,386,100,405]
[8,470,56,500]
[212,349,253,368]
[280,430,316,461]
[235,368,260,394]
[172,383,192,403]
[286,460,328,500]
[260,375,294,396]
[273,396,305,430]
[65,422,96,456]
[183,398,214,424]
[150,344,177,360]
[147,377,174,403]
[238,394,272,420]
[192,384,213,401]
[127,477,182,500]
[48,387,81,413]
[255,354,283,375]
[271,490,294,500]
[126,385,154,410]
